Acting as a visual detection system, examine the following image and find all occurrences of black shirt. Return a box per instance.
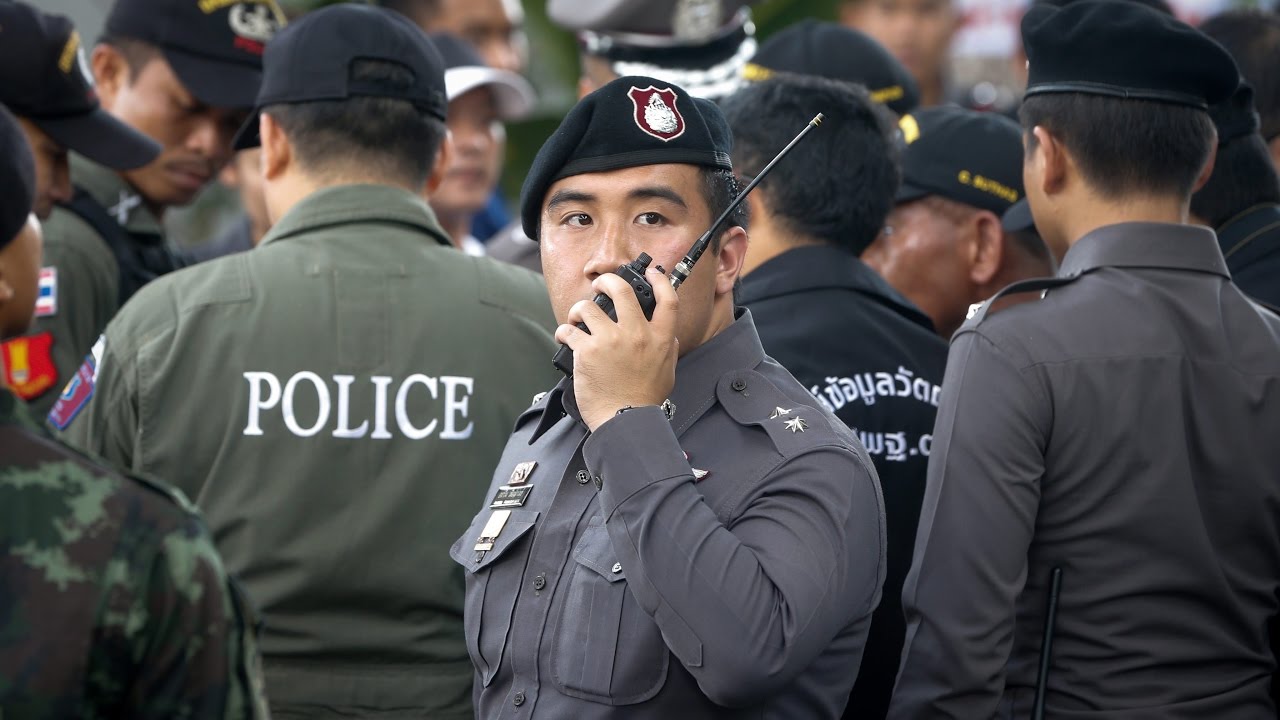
[739,244,949,720]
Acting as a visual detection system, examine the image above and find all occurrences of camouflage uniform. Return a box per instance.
[0,388,269,719]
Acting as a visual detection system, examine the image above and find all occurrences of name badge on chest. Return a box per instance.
[488,460,537,509]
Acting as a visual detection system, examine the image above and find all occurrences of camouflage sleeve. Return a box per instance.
[27,210,120,418]
[89,511,270,719]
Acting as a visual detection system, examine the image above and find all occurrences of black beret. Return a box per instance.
[896,106,1024,216]
[0,104,35,251]
[1210,80,1261,146]
[1022,1,1238,110]
[745,19,919,116]
[520,75,732,240]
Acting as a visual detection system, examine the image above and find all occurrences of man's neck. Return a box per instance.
[740,212,823,276]
[1059,194,1189,251]
[437,211,473,251]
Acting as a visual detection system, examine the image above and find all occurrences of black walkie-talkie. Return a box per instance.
[552,113,826,376]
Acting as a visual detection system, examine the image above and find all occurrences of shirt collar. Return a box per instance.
[738,244,934,331]
[1057,222,1231,279]
[531,308,767,441]
[70,153,163,237]
[258,184,452,248]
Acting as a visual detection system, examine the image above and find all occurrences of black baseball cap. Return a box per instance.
[1022,1,1237,111]
[1001,198,1034,234]
[0,1,159,170]
[520,75,732,240]
[432,33,535,121]
[896,106,1024,216]
[745,19,919,116]
[0,104,36,250]
[231,4,448,151]
[105,0,285,109]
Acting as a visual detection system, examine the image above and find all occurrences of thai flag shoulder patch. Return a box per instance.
[35,267,56,317]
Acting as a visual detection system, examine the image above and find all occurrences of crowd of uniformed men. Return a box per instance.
[0,0,1278,717]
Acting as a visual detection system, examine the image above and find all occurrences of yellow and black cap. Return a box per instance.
[744,19,918,116]
[0,1,160,170]
[105,0,285,109]
[1022,0,1237,110]
[231,4,448,150]
[895,106,1023,215]
[0,104,35,249]
[520,75,732,240]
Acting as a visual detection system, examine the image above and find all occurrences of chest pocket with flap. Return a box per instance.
[449,509,539,687]
[549,519,669,705]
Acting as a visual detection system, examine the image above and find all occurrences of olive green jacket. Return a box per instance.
[59,183,560,718]
[8,155,168,416]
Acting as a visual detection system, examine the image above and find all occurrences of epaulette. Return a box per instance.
[714,369,837,457]
[961,272,1092,330]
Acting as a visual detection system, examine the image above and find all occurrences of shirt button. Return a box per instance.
[533,573,546,591]
[576,470,590,485]
[513,691,526,707]
[593,475,602,490]
[731,378,747,392]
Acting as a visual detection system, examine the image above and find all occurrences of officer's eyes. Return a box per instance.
[636,212,665,226]
[564,213,592,227]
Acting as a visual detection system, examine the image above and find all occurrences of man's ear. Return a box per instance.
[1192,140,1217,194]
[260,113,290,181]
[425,131,454,195]
[714,226,750,297]
[966,210,1005,286]
[91,44,131,112]
[1032,125,1068,196]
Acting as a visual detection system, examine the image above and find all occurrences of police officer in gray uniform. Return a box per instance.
[890,3,1280,718]
[452,75,886,718]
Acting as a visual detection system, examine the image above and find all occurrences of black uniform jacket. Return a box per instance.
[739,244,949,719]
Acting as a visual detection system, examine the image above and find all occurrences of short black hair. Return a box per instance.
[721,74,898,255]
[1200,10,1280,141]
[701,167,747,252]
[98,35,160,81]
[1019,93,1215,199]
[1034,0,1173,15]
[265,59,446,189]
[1191,132,1280,227]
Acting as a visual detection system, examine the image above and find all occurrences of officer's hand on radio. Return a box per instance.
[557,266,677,432]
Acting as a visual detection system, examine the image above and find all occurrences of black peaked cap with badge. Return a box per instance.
[231,4,447,151]
[896,106,1024,216]
[745,19,919,116]
[0,104,35,249]
[520,75,733,240]
[0,1,159,170]
[105,0,285,109]
[1022,0,1238,110]
[549,0,762,100]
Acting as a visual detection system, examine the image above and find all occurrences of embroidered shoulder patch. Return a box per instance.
[49,335,105,430]
[1,332,57,400]
[35,267,57,317]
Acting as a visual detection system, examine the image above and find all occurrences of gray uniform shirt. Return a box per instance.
[890,223,1280,719]
[451,310,887,718]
